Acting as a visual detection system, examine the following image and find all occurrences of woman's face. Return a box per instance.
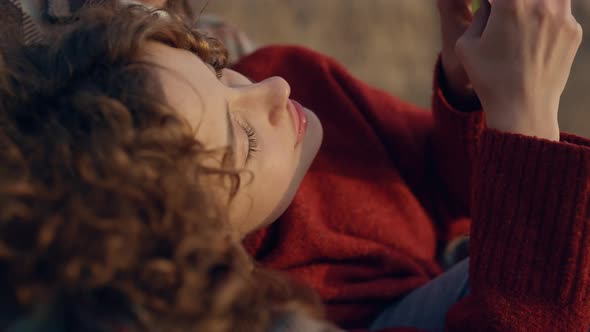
[143,43,323,237]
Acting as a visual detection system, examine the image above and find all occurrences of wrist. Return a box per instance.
[485,104,560,141]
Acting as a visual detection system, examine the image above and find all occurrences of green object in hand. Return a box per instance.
[472,0,481,12]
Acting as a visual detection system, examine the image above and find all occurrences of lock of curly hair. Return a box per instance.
[0,4,324,332]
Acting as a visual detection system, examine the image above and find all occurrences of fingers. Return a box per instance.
[469,0,577,44]
[453,0,582,136]
[491,0,572,18]
[561,0,571,14]
[462,0,491,40]
[455,0,490,65]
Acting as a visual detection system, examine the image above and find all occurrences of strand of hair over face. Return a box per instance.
[0,5,291,332]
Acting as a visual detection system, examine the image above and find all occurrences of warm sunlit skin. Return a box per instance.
[136,0,580,239]
[457,0,581,141]
[142,42,323,238]
[440,0,580,141]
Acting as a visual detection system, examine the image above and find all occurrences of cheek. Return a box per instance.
[263,137,300,189]
[255,151,297,211]
[228,147,299,235]
[260,159,296,200]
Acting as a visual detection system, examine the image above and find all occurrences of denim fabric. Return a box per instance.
[370,259,470,332]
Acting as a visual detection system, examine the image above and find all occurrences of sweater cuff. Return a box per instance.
[431,57,486,213]
[432,56,486,165]
[431,78,485,155]
[470,129,590,324]
[433,55,482,113]
[562,132,590,148]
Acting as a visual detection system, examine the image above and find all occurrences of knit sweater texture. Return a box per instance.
[232,45,590,331]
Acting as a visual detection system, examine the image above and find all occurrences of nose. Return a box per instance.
[257,76,291,104]
[235,76,291,125]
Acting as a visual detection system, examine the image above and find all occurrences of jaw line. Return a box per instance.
[264,109,323,226]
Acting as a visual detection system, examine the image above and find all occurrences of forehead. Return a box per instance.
[142,42,230,150]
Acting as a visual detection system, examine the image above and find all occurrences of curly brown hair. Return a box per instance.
[0,4,325,332]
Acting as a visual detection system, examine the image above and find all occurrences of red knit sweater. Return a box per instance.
[232,46,590,331]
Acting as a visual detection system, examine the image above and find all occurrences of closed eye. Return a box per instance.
[236,119,259,162]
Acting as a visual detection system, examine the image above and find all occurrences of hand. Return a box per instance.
[437,0,477,104]
[456,0,582,141]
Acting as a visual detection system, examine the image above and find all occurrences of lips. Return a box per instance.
[287,99,308,146]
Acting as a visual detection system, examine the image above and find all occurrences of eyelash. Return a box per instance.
[220,69,259,161]
[236,119,259,161]
[218,69,258,161]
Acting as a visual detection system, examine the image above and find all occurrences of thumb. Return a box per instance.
[455,0,490,76]
[463,0,491,40]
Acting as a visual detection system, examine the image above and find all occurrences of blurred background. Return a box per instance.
[203,1,590,137]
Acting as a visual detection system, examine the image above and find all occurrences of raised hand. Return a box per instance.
[456,0,582,141]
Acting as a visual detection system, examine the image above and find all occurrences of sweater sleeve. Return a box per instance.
[360,131,590,332]
[430,57,485,221]
[445,129,590,331]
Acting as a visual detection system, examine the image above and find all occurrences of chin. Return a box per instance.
[263,108,323,227]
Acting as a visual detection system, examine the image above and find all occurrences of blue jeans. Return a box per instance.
[370,259,470,332]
